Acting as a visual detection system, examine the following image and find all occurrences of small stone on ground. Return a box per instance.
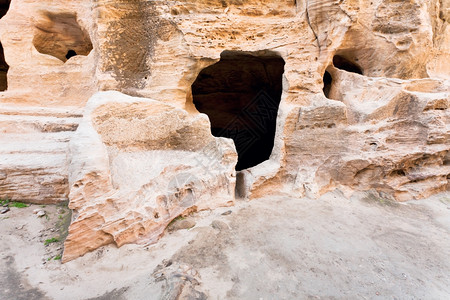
[168,218,196,232]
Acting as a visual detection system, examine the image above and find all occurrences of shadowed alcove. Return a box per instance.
[33,12,93,62]
[0,0,10,91]
[192,51,285,170]
[333,55,363,74]
[65,50,77,60]
[0,42,8,91]
[0,0,10,19]
[323,70,332,98]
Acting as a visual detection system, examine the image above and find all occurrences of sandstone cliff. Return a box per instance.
[0,0,448,261]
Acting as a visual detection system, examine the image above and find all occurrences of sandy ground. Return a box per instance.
[1,190,449,299]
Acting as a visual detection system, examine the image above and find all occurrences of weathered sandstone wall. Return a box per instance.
[0,0,448,261]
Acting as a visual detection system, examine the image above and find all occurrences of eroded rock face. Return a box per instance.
[63,91,237,262]
[288,71,449,201]
[0,0,448,260]
[0,0,97,106]
[33,11,93,63]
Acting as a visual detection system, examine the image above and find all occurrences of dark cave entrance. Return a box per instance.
[66,50,77,60]
[0,42,8,91]
[0,0,10,19]
[333,55,363,74]
[323,71,332,98]
[0,1,10,91]
[192,51,285,171]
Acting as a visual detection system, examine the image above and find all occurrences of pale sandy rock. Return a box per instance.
[63,91,237,262]
[0,0,448,260]
[283,72,449,201]
[0,105,82,203]
[0,0,97,106]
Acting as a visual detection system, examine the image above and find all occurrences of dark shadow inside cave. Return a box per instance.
[333,55,363,75]
[0,0,10,91]
[192,51,285,171]
[0,0,10,19]
[66,50,77,60]
[323,71,332,98]
[0,42,8,91]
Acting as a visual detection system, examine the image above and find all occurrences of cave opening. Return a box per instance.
[323,71,332,98]
[33,12,93,63]
[0,42,8,91]
[0,0,10,19]
[333,55,363,74]
[66,50,77,60]
[0,1,10,91]
[192,51,285,171]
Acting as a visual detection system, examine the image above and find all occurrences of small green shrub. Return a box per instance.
[10,202,28,208]
[44,237,59,246]
[54,255,62,260]
[0,200,28,208]
[0,199,10,206]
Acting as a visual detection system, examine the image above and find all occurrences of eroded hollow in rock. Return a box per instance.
[333,55,363,75]
[33,12,93,63]
[0,42,8,91]
[323,71,332,98]
[66,50,77,60]
[0,0,10,19]
[192,51,285,171]
[0,0,10,91]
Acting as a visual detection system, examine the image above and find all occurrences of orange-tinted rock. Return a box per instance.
[0,0,447,261]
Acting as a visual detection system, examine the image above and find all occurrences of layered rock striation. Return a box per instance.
[0,0,447,260]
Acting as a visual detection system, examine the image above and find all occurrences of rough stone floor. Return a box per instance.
[1,191,449,299]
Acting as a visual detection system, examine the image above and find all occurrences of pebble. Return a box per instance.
[211,220,229,231]
[168,218,196,232]
[37,210,46,218]
[33,209,41,214]
[1,207,10,214]
[221,210,232,216]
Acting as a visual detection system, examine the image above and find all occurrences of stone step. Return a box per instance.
[0,130,73,141]
[0,104,83,134]
[0,114,81,133]
[0,132,72,154]
[0,153,69,204]
[0,105,83,118]
[0,106,82,204]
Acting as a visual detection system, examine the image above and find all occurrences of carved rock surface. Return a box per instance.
[0,105,82,203]
[287,71,449,201]
[0,0,448,260]
[63,91,237,262]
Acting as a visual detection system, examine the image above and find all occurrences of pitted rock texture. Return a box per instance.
[0,0,448,260]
